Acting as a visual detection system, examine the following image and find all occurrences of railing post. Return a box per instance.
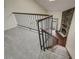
[37,21,42,50]
[41,29,45,51]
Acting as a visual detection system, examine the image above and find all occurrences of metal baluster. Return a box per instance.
[51,17,53,34]
[42,29,45,51]
[37,21,42,50]
[41,16,43,29]
[52,18,53,30]
[56,18,58,30]
[51,18,52,34]
[47,33,49,49]
[45,33,48,49]
[35,15,38,29]
[43,33,45,50]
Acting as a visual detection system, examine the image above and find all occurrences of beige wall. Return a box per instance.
[49,11,62,30]
[4,0,48,30]
[66,13,75,59]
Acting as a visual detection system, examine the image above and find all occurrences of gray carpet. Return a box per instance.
[4,26,41,59]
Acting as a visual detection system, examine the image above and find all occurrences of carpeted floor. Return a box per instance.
[4,26,41,59]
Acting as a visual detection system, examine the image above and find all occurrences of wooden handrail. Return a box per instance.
[12,12,50,16]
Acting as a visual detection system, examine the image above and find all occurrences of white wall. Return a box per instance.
[66,13,75,59]
[49,11,62,30]
[4,0,48,30]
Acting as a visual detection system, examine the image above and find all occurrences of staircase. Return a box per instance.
[36,13,71,59]
[12,12,70,59]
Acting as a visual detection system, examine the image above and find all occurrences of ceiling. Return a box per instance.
[35,0,75,12]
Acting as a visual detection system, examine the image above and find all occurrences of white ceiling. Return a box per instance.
[35,0,75,12]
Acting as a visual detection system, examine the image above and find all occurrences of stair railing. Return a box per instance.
[36,15,57,51]
[12,12,58,51]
